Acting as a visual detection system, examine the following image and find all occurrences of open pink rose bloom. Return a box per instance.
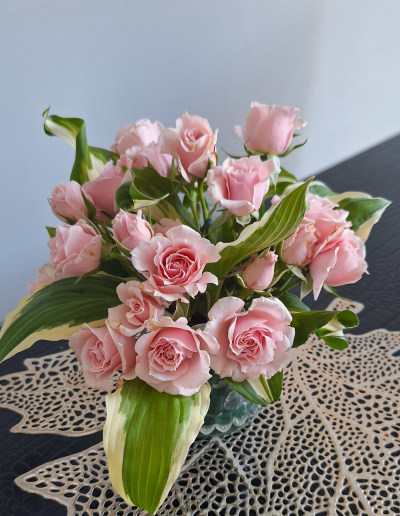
[5,104,388,514]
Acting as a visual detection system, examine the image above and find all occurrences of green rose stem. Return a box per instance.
[198,180,209,223]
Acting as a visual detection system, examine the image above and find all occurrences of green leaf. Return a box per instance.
[80,188,97,219]
[208,210,234,235]
[309,181,337,197]
[265,168,298,197]
[0,274,122,362]
[170,158,177,182]
[225,370,284,406]
[45,226,56,239]
[104,378,210,514]
[133,167,174,199]
[291,309,359,348]
[279,292,310,313]
[206,179,313,280]
[328,191,391,243]
[89,146,119,166]
[170,193,197,229]
[115,182,134,211]
[279,138,307,157]
[265,370,284,402]
[300,273,313,300]
[336,197,391,232]
[43,108,94,184]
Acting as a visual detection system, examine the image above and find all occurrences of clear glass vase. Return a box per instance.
[198,372,260,437]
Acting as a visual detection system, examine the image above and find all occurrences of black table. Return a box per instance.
[1,134,399,516]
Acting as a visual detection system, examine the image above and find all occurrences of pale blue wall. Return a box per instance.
[1,0,400,321]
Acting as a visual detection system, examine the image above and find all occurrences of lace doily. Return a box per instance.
[14,299,400,515]
[0,350,108,436]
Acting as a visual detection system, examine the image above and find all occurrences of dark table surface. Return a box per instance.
[1,134,400,515]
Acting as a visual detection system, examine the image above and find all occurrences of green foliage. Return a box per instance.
[291,309,359,349]
[279,292,310,313]
[0,275,122,362]
[337,197,391,232]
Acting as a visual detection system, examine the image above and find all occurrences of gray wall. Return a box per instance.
[1,0,400,322]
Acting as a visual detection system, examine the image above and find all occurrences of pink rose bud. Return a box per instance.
[207,156,279,217]
[205,297,294,382]
[235,102,306,156]
[242,252,278,290]
[49,181,87,223]
[152,218,182,236]
[310,228,368,299]
[69,323,137,391]
[126,142,173,178]
[112,209,153,251]
[131,225,220,302]
[134,316,218,396]
[111,119,164,155]
[37,220,102,283]
[107,280,165,336]
[159,112,218,182]
[82,156,132,219]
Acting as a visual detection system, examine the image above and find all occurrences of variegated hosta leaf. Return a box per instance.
[103,378,210,514]
[328,191,391,243]
[43,108,118,183]
[206,178,313,282]
[0,274,121,362]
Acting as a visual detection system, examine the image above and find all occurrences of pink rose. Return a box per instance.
[281,222,318,267]
[49,181,87,223]
[309,228,368,299]
[107,280,165,336]
[126,143,173,178]
[282,194,350,267]
[134,316,218,395]
[30,220,102,290]
[159,112,218,182]
[235,102,306,155]
[205,296,294,382]
[131,225,220,302]
[111,119,164,155]
[82,156,132,219]
[112,209,153,251]
[207,156,279,217]
[69,323,137,391]
[153,218,182,236]
[242,252,278,291]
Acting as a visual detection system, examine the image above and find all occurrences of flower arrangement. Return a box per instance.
[0,102,390,514]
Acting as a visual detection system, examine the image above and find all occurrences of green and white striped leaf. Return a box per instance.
[0,274,122,362]
[225,370,284,406]
[104,378,210,514]
[328,191,391,242]
[43,108,118,183]
[291,309,359,349]
[206,178,313,280]
[308,180,337,197]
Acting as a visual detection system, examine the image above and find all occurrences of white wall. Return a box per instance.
[1,0,400,322]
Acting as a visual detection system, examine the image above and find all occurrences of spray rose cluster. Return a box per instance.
[23,101,387,399]
[2,100,389,514]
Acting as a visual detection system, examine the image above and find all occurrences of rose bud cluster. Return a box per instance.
[281,193,368,298]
